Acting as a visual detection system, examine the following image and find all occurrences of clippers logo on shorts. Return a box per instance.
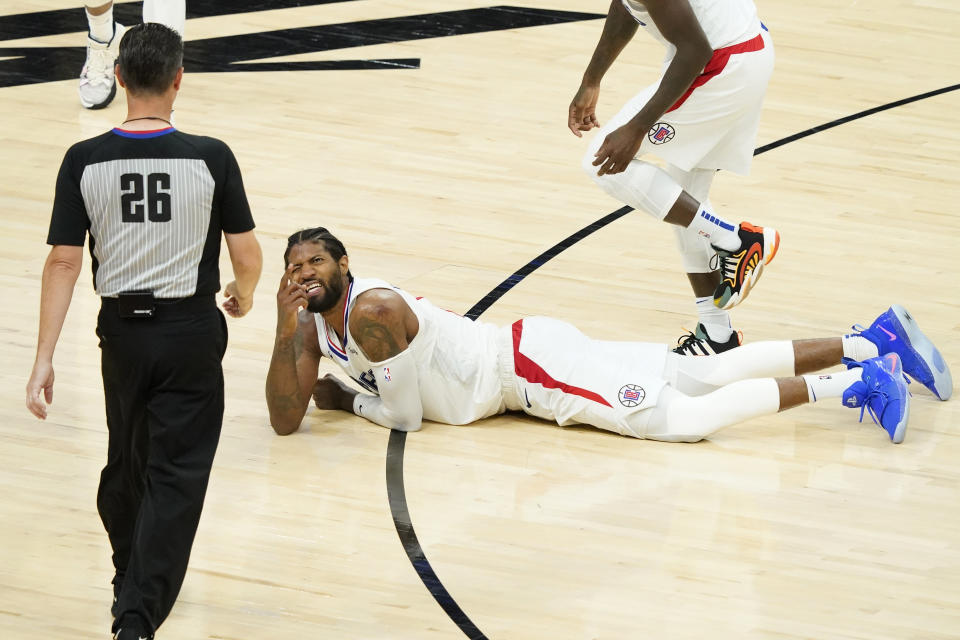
[618,384,646,407]
[648,123,675,145]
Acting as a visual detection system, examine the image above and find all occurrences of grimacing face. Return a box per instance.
[286,242,348,313]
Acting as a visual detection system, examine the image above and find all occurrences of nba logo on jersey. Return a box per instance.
[383,367,392,382]
[648,122,675,145]
[618,384,646,407]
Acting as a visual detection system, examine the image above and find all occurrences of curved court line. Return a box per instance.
[384,82,960,640]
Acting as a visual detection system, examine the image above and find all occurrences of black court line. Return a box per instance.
[385,82,960,640]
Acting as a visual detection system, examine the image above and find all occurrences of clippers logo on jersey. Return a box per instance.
[648,123,675,145]
[618,384,646,407]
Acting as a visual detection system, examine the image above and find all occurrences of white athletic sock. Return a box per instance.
[85,5,115,43]
[687,203,740,251]
[695,296,732,341]
[841,334,880,362]
[802,368,862,403]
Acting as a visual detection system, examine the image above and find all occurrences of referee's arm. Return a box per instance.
[26,244,83,419]
[222,230,262,318]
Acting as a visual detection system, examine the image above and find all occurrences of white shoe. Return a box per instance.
[78,23,125,109]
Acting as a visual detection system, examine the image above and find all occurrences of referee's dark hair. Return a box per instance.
[285,227,353,278]
[117,23,184,95]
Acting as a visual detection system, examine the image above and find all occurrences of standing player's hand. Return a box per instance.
[277,264,308,339]
[26,359,55,419]
[568,84,601,137]
[222,280,253,318]
[592,121,645,175]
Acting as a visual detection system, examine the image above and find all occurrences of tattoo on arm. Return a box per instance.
[266,332,308,422]
[293,327,304,360]
[353,315,403,362]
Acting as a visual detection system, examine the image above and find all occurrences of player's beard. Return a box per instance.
[305,275,346,313]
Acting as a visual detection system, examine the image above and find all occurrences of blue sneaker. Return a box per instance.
[850,304,952,400]
[842,354,910,443]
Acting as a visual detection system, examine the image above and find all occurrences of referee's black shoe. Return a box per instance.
[113,624,153,640]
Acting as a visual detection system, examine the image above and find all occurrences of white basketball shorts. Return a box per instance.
[599,27,774,175]
[498,317,669,438]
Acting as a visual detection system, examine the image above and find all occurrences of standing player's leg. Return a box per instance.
[581,119,778,312]
[79,1,124,109]
[662,165,741,354]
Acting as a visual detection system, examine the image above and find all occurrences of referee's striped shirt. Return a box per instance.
[47,126,255,298]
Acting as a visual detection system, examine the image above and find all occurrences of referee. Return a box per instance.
[25,24,262,640]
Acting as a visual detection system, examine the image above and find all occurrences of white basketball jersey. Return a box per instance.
[621,0,760,50]
[314,278,506,425]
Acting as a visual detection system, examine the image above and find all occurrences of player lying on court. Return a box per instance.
[265,228,952,444]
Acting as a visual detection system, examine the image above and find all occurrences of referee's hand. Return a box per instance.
[222,281,253,318]
[26,359,54,420]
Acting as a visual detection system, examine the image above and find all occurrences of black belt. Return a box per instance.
[101,294,216,318]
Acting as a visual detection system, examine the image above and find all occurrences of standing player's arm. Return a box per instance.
[569,0,639,137]
[342,290,423,432]
[266,266,322,435]
[630,0,713,130]
[26,245,83,419]
[592,0,713,175]
[222,230,262,318]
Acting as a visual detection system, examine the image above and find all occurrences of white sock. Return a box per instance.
[695,296,732,341]
[85,5,115,43]
[687,203,740,251]
[841,334,880,362]
[802,368,862,403]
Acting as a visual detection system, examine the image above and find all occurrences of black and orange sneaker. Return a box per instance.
[712,222,780,310]
[672,323,742,356]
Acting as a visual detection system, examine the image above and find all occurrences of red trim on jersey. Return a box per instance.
[666,32,765,113]
[512,320,612,408]
[325,279,354,360]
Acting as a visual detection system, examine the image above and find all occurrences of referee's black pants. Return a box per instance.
[95,296,227,636]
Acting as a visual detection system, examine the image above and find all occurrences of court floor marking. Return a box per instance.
[383,82,960,640]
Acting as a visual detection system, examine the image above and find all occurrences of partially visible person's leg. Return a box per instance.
[79,1,123,109]
[142,0,186,36]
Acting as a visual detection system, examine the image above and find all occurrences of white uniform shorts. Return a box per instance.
[597,27,774,175]
[497,317,669,438]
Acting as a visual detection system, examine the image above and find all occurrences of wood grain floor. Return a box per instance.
[1,1,958,638]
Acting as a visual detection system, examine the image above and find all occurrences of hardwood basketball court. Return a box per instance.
[1,1,958,638]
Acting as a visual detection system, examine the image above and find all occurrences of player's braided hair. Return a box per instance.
[284,227,352,278]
